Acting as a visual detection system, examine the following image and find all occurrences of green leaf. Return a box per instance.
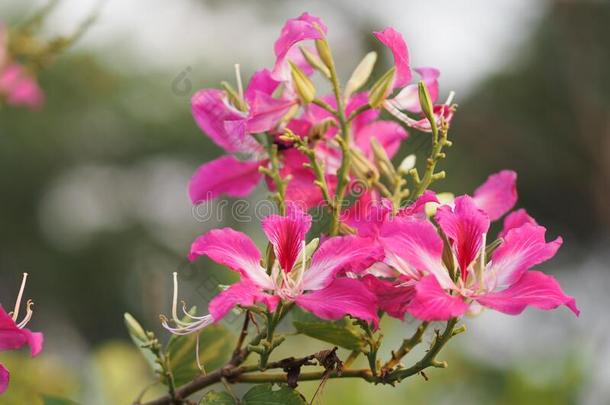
[166,324,234,386]
[199,390,236,404]
[123,312,160,373]
[42,396,82,405]
[242,384,307,405]
[292,308,366,351]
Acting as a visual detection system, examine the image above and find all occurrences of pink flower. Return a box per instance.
[161,210,383,335]
[381,196,579,321]
[0,273,43,394]
[373,27,412,89]
[189,69,296,203]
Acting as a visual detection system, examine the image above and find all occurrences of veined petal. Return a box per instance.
[499,208,537,239]
[407,275,468,321]
[361,275,414,320]
[244,69,281,104]
[247,91,296,133]
[209,280,280,321]
[0,364,8,394]
[188,155,263,203]
[295,278,379,327]
[272,12,327,81]
[262,211,312,273]
[487,223,562,291]
[188,228,273,289]
[302,236,383,291]
[436,196,490,279]
[472,170,517,221]
[379,218,454,289]
[391,67,440,113]
[373,27,412,88]
[476,271,579,316]
[354,120,408,160]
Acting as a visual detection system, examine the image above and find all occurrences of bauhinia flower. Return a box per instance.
[380,195,579,321]
[0,24,44,109]
[0,273,43,394]
[161,209,383,335]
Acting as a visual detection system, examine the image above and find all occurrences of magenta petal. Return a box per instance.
[476,271,579,316]
[188,155,263,203]
[499,208,538,239]
[244,69,281,104]
[488,223,562,290]
[272,12,327,81]
[247,91,295,133]
[262,211,312,273]
[408,275,468,321]
[361,275,414,320]
[209,280,280,322]
[373,27,412,88]
[397,190,438,218]
[347,92,381,132]
[0,306,43,357]
[392,67,440,113]
[0,363,8,394]
[189,228,273,289]
[341,191,392,239]
[436,196,490,279]
[472,170,517,221]
[354,120,408,160]
[296,278,379,326]
[302,236,384,291]
[0,64,44,109]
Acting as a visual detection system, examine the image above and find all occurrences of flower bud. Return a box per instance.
[345,51,377,98]
[315,38,334,71]
[398,154,416,174]
[300,46,330,78]
[418,81,435,124]
[289,61,316,104]
[368,67,395,108]
[124,313,149,344]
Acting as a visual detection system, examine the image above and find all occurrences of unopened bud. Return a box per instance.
[398,154,416,174]
[369,67,396,108]
[418,81,435,124]
[345,51,377,98]
[315,39,334,71]
[289,61,316,104]
[300,46,330,78]
[124,313,149,343]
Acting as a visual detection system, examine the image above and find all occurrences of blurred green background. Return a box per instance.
[1,1,608,404]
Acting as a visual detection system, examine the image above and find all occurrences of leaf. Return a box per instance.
[42,396,82,405]
[242,384,307,405]
[199,390,236,404]
[292,308,366,351]
[166,324,234,386]
[123,312,160,373]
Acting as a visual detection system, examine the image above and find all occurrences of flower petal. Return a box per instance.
[391,67,440,113]
[499,208,537,239]
[188,155,263,203]
[373,27,412,88]
[272,13,327,81]
[436,195,490,279]
[397,190,438,218]
[361,275,414,320]
[0,306,43,356]
[340,191,392,239]
[244,69,281,104]
[379,218,453,288]
[354,120,408,160]
[189,228,273,289]
[302,236,383,291]
[407,275,468,321]
[262,211,312,273]
[472,170,517,221]
[476,271,579,316]
[246,91,295,133]
[487,223,562,290]
[209,280,280,321]
[295,278,379,326]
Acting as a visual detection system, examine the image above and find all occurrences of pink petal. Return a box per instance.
[0,363,8,394]
[262,211,312,273]
[246,91,296,133]
[0,306,43,357]
[499,208,538,239]
[272,12,327,81]
[244,69,281,104]
[340,191,392,239]
[347,92,380,133]
[407,275,468,321]
[391,67,440,113]
[488,223,562,290]
[472,170,517,221]
[0,64,44,109]
[354,120,408,160]
[397,190,438,218]
[476,271,579,316]
[189,228,273,289]
[191,89,261,154]
[295,278,379,326]
[436,196,490,280]
[302,236,383,291]
[379,217,453,288]
[361,275,414,320]
[209,280,280,321]
[373,27,412,88]
[188,155,263,203]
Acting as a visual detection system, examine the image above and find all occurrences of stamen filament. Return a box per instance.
[13,273,29,322]
[234,63,244,101]
[445,91,455,105]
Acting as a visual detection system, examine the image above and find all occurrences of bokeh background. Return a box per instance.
[1,1,609,404]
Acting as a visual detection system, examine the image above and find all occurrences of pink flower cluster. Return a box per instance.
[164,13,578,336]
[0,24,44,109]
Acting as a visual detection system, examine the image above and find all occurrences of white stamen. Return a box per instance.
[234,63,244,101]
[17,300,34,328]
[477,233,487,289]
[13,273,28,322]
[195,332,206,375]
[445,91,455,105]
[171,272,180,323]
[160,272,214,335]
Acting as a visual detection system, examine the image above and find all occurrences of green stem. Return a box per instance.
[382,322,429,371]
